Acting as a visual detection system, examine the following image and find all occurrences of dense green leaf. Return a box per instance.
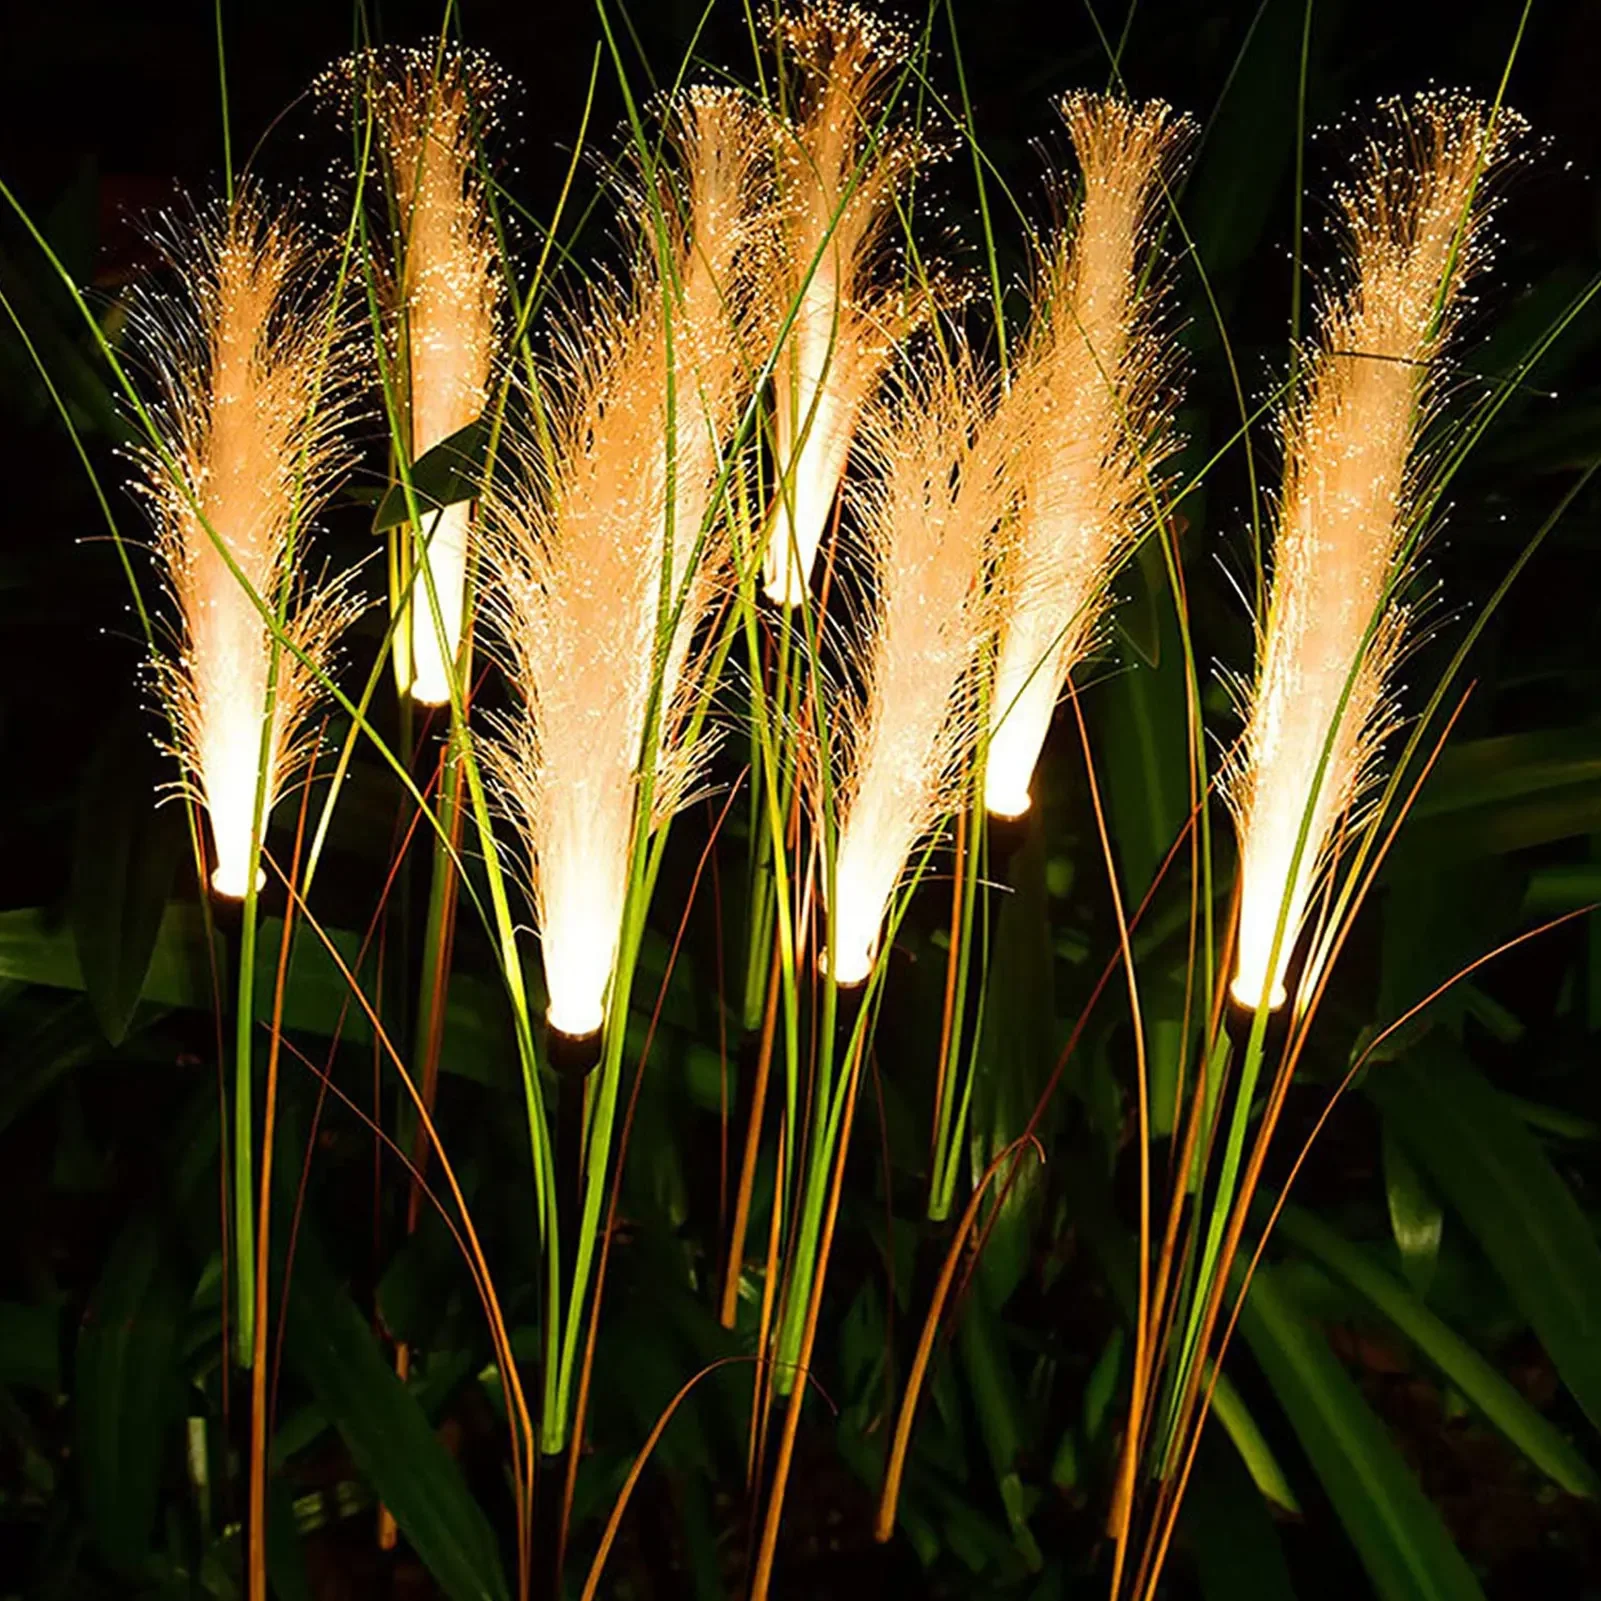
[0,905,509,1084]
[1184,1432,1297,1601]
[282,1234,509,1601]
[1383,1126,1444,1297]
[1209,1370,1301,1513]
[1367,1042,1601,1437]
[1274,1200,1598,1497]
[68,718,182,1045]
[0,1301,62,1392]
[74,1214,184,1575]
[0,995,114,1138]
[372,418,490,532]
[1239,1263,1487,1601]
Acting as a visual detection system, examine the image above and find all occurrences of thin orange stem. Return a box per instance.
[874,1135,1043,1541]
[1065,682,1150,1592]
[721,931,784,1329]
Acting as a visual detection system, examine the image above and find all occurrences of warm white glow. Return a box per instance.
[544,976,608,1040]
[129,193,362,910]
[478,89,767,1052]
[826,912,877,989]
[984,661,1057,821]
[370,51,502,710]
[984,95,1189,825]
[408,500,473,705]
[1226,95,1520,1012]
[761,269,852,607]
[1228,969,1288,1015]
[824,351,1005,1004]
[210,847,267,902]
[758,3,927,607]
[983,771,1033,823]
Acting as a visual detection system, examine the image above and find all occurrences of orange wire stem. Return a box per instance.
[873,1134,1044,1540]
[246,755,317,1601]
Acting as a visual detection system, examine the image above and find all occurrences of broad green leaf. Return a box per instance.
[1391,726,1601,876]
[75,1215,185,1575]
[957,1283,1041,1569]
[1209,1370,1301,1514]
[1184,1433,1297,1601]
[68,718,182,1045]
[1183,0,1333,315]
[1239,1263,1486,1601]
[372,418,489,532]
[1408,725,1601,821]
[0,905,509,1085]
[1274,1201,1597,1497]
[1367,1042,1601,1436]
[1383,1127,1444,1296]
[283,1234,509,1601]
[0,1301,62,1391]
[266,1474,312,1601]
[0,995,114,1138]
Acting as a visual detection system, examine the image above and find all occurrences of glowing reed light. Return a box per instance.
[984,93,1190,821]
[1226,94,1522,1012]
[759,0,931,607]
[370,48,503,707]
[824,347,1007,986]
[480,88,769,1033]
[127,192,363,901]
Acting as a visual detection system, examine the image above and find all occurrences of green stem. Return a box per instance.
[232,893,259,1368]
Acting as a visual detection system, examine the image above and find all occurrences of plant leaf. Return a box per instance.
[1274,1200,1598,1497]
[75,1214,184,1575]
[372,418,489,533]
[1239,1263,1487,1601]
[1366,1041,1601,1436]
[282,1233,509,1601]
[68,718,182,1045]
[1383,1127,1444,1297]
[1184,1432,1298,1601]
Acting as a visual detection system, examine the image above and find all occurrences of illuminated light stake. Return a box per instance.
[407,502,475,706]
[1225,94,1523,1011]
[366,49,503,708]
[824,348,1007,994]
[982,94,1191,822]
[759,1,932,607]
[1227,972,1288,1015]
[128,190,363,907]
[211,861,268,902]
[479,89,770,1046]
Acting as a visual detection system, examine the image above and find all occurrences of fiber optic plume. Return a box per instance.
[479,88,769,1039]
[128,192,364,899]
[1225,94,1522,1012]
[760,0,934,608]
[371,48,503,708]
[824,348,1008,986]
[984,93,1191,822]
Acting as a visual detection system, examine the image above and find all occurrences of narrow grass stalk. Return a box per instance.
[478,83,771,1450]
